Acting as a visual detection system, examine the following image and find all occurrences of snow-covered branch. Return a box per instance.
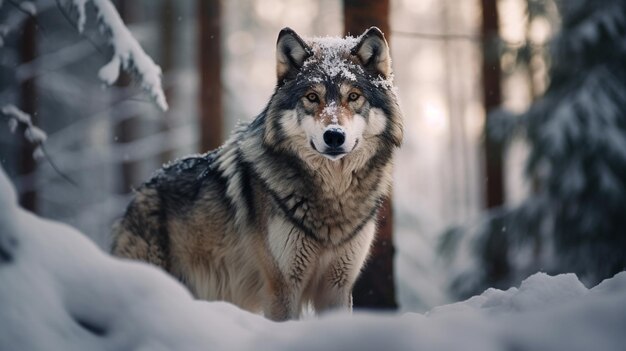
[1,105,46,160]
[18,1,37,16]
[62,0,168,111]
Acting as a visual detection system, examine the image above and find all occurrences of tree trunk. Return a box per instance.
[19,17,37,212]
[113,0,138,194]
[159,0,175,164]
[344,0,397,310]
[481,0,509,285]
[198,0,223,152]
[481,0,504,208]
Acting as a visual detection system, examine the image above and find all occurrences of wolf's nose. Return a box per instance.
[323,129,346,148]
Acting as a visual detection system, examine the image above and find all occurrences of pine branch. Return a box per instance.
[1,105,78,187]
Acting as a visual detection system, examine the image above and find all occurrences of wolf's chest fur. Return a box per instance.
[214,123,392,247]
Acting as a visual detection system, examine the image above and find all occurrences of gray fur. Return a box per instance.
[111,27,404,321]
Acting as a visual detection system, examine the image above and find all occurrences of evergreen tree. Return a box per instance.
[442,0,626,298]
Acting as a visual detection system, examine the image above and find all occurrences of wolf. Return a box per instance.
[111,26,404,321]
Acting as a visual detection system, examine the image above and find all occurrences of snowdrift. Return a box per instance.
[1,166,625,351]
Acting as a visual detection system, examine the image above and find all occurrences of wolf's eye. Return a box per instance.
[305,93,320,103]
[348,92,360,102]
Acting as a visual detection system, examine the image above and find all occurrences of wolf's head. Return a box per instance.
[263,27,404,166]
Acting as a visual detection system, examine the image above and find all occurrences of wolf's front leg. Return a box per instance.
[263,217,320,321]
[313,220,377,314]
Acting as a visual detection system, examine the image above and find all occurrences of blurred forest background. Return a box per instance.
[1,0,625,312]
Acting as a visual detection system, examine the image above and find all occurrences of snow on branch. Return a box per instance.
[1,105,46,160]
[19,1,37,16]
[62,0,168,111]
[0,25,8,48]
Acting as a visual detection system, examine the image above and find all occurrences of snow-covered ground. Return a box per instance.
[1,164,625,351]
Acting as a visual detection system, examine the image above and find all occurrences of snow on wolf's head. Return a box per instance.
[264,27,403,165]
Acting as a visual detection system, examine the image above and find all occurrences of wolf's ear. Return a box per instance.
[351,27,391,78]
[276,28,312,83]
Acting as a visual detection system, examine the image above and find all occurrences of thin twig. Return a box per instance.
[6,0,33,16]
[40,144,79,187]
[393,30,481,42]
[1,112,79,187]
[393,29,528,48]
[55,0,107,56]
[6,0,50,41]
